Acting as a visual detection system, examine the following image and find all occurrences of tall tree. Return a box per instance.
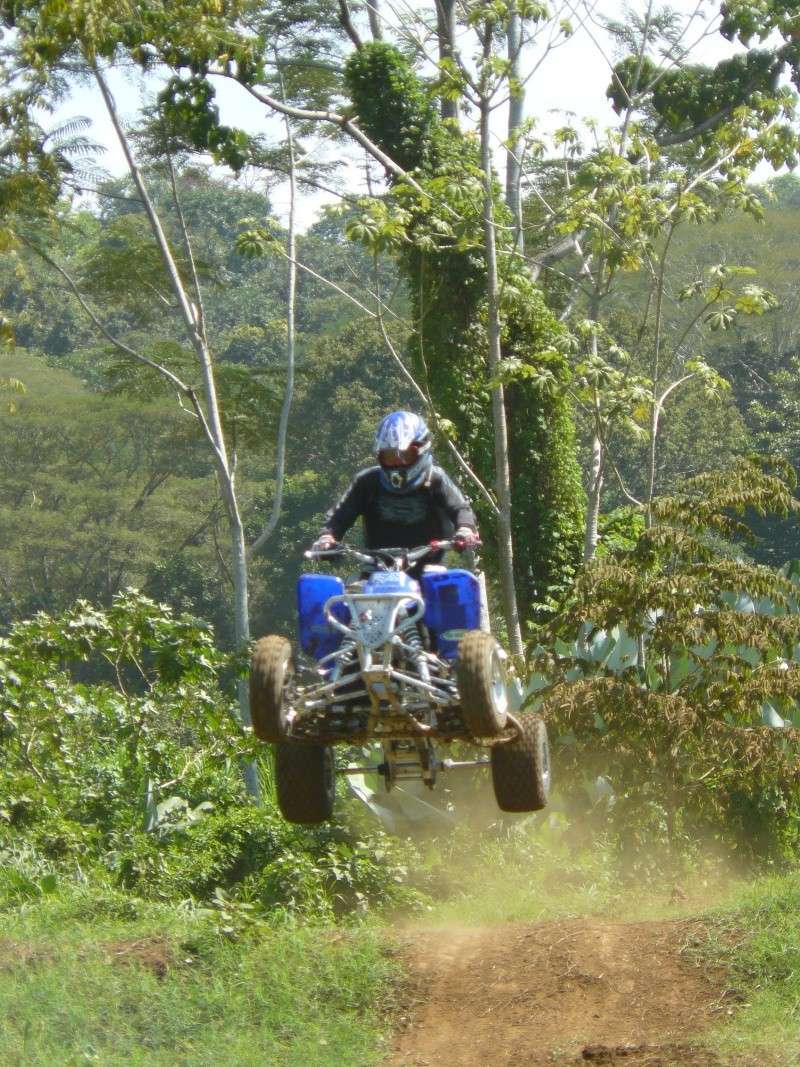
[0,3,300,797]
[523,3,798,558]
[3,0,798,644]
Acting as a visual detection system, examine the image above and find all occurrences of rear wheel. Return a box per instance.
[456,630,509,737]
[249,636,293,744]
[491,714,550,813]
[275,743,336,824]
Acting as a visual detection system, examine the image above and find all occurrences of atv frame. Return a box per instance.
[249,541,551,824]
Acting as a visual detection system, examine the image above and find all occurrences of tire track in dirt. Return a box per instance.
[386,917,753,1066]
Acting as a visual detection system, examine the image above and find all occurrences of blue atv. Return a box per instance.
[249,540,550,824]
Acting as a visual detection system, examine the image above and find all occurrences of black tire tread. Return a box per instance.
[491,714,550,813]
[249,635,293,744]
[456,630,508,738]
[275,743,335,824]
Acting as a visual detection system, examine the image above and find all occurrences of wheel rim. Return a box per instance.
[490,650,509,717]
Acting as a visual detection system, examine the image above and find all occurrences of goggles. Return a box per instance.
[378,445,420,468]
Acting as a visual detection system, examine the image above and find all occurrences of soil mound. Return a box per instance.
[388,917,751,1066]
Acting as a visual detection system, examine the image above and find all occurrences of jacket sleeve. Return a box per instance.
[322,470,373,540]
[433,469,478,531]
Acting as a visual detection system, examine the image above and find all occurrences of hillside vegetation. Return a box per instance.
[2,0,800,1061]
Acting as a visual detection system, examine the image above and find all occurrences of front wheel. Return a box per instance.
[275,743,336,824]
[249,635,293,744]
[456,630,509,738]
[491,714,550,813]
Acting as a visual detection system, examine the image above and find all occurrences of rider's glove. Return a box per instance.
[453,527,480,552]
[312,532,337,552]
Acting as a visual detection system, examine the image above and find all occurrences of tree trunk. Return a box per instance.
[583,306,603,561]
[249,105,297,558]
[366,0,383,41]
[584,434,604,561]
[436,0,459,122]
[230,512,260,798]
[506,12,524,252]
[96,68,260,799]
[480,92,524,659]
[646,402,658,530]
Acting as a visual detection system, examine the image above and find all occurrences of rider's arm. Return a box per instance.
[432,469,478,532]
[320,468,378,542]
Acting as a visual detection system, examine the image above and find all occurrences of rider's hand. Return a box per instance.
[311,533,337,552]
[453,527,480,552]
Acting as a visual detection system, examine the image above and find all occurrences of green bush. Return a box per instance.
[0,592,423,918]
[111,805,422,919]
[531,458,800,869]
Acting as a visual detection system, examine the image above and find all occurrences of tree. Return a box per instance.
[146,0,798,637]
[2,0,797,649]
[3,0,582,651]
[343,38,585,649]
[534,457,800,865]
[523,4,797,559]
[0,5,308,797]
[0,353,226,627]
[0,176,418,648]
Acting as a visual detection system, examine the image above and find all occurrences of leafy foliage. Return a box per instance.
[531,458,800,866]
[0,591,422,917]
[608,2,800,159]
[0,176,415,644]
[345,43,585,617]
[0,351,226,628]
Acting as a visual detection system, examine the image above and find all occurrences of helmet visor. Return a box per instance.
[379,445,419,468]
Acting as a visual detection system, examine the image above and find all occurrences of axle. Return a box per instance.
[338,756,490,776]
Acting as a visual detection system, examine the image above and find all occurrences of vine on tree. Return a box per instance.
[345,43,585,618]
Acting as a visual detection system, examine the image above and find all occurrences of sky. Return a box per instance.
[54,0,759,230]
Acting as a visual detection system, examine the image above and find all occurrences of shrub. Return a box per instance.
[531,458,800,868]
[0,591,423,917]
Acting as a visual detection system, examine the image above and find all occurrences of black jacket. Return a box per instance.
[322,466,477,550]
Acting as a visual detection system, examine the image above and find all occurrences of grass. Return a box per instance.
[696,872,800,1066]
[0,886,398,1067]
[4,821,799,1066]
[407,817,749,928]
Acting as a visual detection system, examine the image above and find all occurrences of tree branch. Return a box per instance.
[213,71,425,194]
[337,0,364,48]
[655,54,790,148]
[165,143,207,340]
[22,235,226,470]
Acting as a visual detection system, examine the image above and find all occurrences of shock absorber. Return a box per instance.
[398,619,430,684]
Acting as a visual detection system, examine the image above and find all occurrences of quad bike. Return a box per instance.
[249,541,551,824]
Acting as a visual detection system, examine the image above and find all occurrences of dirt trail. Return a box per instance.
[387,917,750,1066]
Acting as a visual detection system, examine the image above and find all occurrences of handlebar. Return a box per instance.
[304,538,479,569]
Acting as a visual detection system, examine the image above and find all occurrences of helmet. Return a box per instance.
[374,411,433,493]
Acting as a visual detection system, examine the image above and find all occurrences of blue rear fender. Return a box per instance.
[421,569,481,660]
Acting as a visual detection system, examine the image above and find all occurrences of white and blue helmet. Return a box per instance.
[374,411,433,493]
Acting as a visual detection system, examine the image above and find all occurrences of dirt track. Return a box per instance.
[387,917,755,1066]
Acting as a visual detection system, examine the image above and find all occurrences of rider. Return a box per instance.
[311,411,480,562]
